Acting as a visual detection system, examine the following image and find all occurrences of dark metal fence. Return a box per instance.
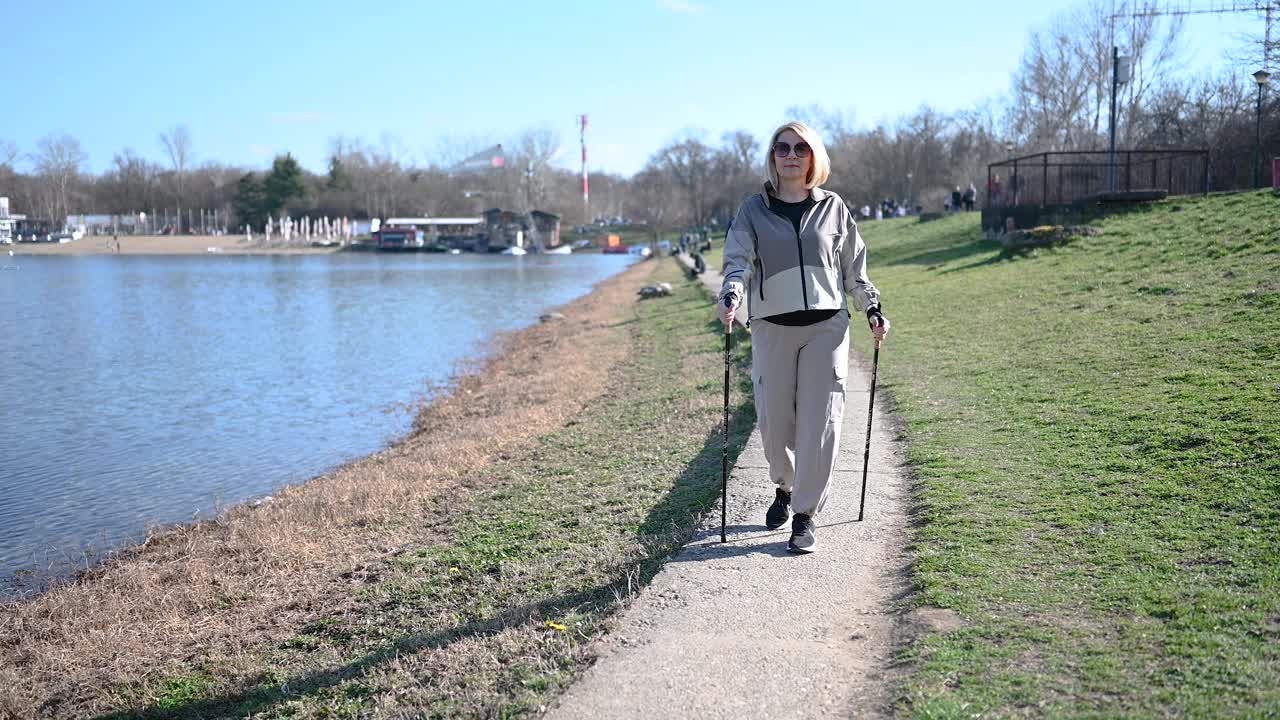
[985,149,1210,209]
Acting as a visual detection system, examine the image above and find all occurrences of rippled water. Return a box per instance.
[0,252,632,590]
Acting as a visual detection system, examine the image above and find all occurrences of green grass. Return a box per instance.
[855,191,1279,717]
[104,258,755,719]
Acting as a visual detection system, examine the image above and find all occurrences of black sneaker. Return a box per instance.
[788,513,816,554]
[765,488,791,529]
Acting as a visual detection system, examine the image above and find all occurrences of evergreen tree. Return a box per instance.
[264,153,307,216]
[232,172,267,229]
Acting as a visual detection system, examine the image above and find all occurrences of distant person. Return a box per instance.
[963,183,976,211]
[717,121,889,554]
[951,186,963,213]
[989,175,1003,208]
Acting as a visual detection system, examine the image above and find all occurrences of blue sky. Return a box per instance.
[6,0,1265,177]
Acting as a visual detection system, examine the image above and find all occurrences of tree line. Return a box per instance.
[0,0,1273,234]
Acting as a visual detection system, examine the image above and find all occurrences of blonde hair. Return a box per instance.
[766,121,830,190]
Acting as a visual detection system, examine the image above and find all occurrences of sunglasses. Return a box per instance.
[772,141,812,158]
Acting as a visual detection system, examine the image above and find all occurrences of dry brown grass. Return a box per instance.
[0,259,657,719]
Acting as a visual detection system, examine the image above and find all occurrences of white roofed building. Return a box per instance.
[0,198,26,244]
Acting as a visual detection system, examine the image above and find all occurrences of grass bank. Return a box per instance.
[856,192,1278,716]
[0,257,755,718]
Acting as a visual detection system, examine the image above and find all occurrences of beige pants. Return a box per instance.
[751,311,850,517]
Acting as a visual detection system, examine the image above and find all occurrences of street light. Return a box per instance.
[1005,142,1018,206]
[1254,69,1270,189]
[906,172,913,209]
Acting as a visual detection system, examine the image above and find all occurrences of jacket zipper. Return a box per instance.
[751,233,764,301]
[793,224,809,310]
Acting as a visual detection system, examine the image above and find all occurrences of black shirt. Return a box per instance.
[763,195,839,327]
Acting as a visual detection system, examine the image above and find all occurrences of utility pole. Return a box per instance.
[1110,47,1120,193]
[1109,48,1132,192]
[580,114,589,223]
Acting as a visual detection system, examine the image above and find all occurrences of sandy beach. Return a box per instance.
[8,234,343,256]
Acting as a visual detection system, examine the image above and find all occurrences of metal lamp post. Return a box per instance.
[1005,142,1016,206]
[1109,49,1132,192]
[1254,69,1270,189]
[906,172,913,210]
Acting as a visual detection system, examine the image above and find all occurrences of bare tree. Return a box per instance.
[99,149,160,214]
[1116,3,1186,146]
[625,166,679,230]
[0,140,16,169]
[709,130,760,223]
[656,135,715,225]
[31,133,87,228]
[0,141,17,197]
[159,125,194,231]
[513,127,561,211]
[1007,0,1184,152]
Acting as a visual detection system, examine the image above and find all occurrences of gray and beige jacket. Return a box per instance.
[720,183,880,322]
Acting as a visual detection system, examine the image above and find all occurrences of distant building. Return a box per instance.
[481,208,562,253]
[379,217,485,251]
[530,210,562,249]
[65,214,141,236]
[0,198,26,243]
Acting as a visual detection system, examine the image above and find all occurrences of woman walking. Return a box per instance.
[718,121,889,554]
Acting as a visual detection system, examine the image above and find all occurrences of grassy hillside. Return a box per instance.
[855,192,1278,717]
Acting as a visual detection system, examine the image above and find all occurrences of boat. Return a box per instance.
[501,246,527,256]
[543,244,572,255]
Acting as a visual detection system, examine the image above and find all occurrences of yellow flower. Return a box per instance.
[449,567,460,574]
[545,621,567,632]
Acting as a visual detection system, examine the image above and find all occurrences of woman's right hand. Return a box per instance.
[870,312,890,343]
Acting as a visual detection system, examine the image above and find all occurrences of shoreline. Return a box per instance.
[0,258,643,598]
[0,257,670,716]
[7,234,342,255]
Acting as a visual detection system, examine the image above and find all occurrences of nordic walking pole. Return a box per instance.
[721,293,736,543]
[857,333,881,522]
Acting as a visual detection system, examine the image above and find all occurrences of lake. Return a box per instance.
[0,251,633,592]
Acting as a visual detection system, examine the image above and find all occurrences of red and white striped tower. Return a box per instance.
[580,114,589,221]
